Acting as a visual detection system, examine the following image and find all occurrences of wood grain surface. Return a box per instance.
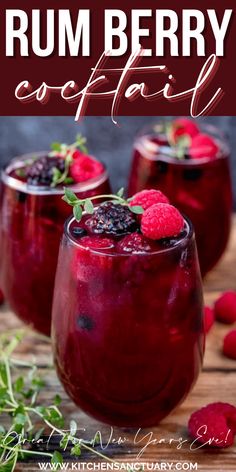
[1,217,236,472]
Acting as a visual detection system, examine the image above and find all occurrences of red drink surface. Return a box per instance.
[128,129,232,276]
[0,153,111,336]
[52,215,204,427]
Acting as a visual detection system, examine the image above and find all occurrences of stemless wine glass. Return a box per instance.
[0,153,111,336]
[128,122,233,276]
[52,214,204,427]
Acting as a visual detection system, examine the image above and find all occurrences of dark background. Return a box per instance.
[0,116,235,206]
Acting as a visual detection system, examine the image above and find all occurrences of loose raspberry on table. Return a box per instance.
[223,330,236,360]
[141,203,184,240]
[86,202,138,236]
[188,402,236,448]
[214,291,236,324]
[130,189,169,211]
[189,133,219,159]
[70,152,104,183]
[204,306,215,333]
[172,118,199,142]
[117,232,152,253]
[0,289,4,305]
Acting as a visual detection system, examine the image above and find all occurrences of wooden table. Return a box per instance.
[1,218,236,472]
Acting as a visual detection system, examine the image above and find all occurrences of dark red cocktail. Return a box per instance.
[52,192,204,426]
[128,120,232,275]
[0,144,111,336]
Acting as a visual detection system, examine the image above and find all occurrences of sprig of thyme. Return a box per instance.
[0,331,130,471]
[153,121,191,159]
[62,187,144,223]
[49,134,88,188]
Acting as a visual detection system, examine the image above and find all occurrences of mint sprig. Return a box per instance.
[62,187,144,223]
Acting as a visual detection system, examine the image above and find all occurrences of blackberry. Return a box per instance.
[27,155,65,186]
[86,202,138,236]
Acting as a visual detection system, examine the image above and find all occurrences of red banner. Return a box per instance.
[0,0,235,117]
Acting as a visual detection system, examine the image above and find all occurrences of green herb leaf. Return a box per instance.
[75,134,88,154]
[71,443,82,457]
[51,451,63,466]
[117,187,125,198]
[14,377,24,393]
[51,168,62,187]
[84,199,94,214]
[129,205,144,215]
[64,177,74,185]
[53,394,62,406]
[34,427,45,441]
[51,142,62,152]
[64,188,78,204]
[73,205,83,222]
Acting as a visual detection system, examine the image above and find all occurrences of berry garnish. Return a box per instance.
[86,202,138,236]
[188,402,236,448]
[204,306,215,333]
[214,291,236,324]
[0,289,4,305]
[27,156,66,186]
[62,187,144,224]
[158,118,219,161]
[223,330,236,360]
[141,203,184,241]
[130,189,169,211]
[117,233,152,253]
[171,118,199,142]
[189,133,219,159]
[25,134,104,188]
[70,152,104,183]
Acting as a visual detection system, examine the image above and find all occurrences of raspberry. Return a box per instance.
[130,189,169,211]
[188,402,236,448]
[223,330,236,360]
[117,233,153,253]
[86,203,138,236]
[172,118,199,142]
[214,291,236,324]
[141,203,184,241]
[0,289,4,305]
[189,133,219,159]
[70,152,104,183]
[79,236,115,251]
[27,156,65,186]
[204,306,215,333]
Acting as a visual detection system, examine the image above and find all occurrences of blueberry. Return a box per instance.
[16,191,27,203]
[72,227,87,238]
[183,169,203,181]
[156,161,169,174]
[77,315,94,331]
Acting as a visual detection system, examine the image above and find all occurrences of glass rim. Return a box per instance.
[1,151,109,195]
[63,212,195,257]
[134,121,230,165]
